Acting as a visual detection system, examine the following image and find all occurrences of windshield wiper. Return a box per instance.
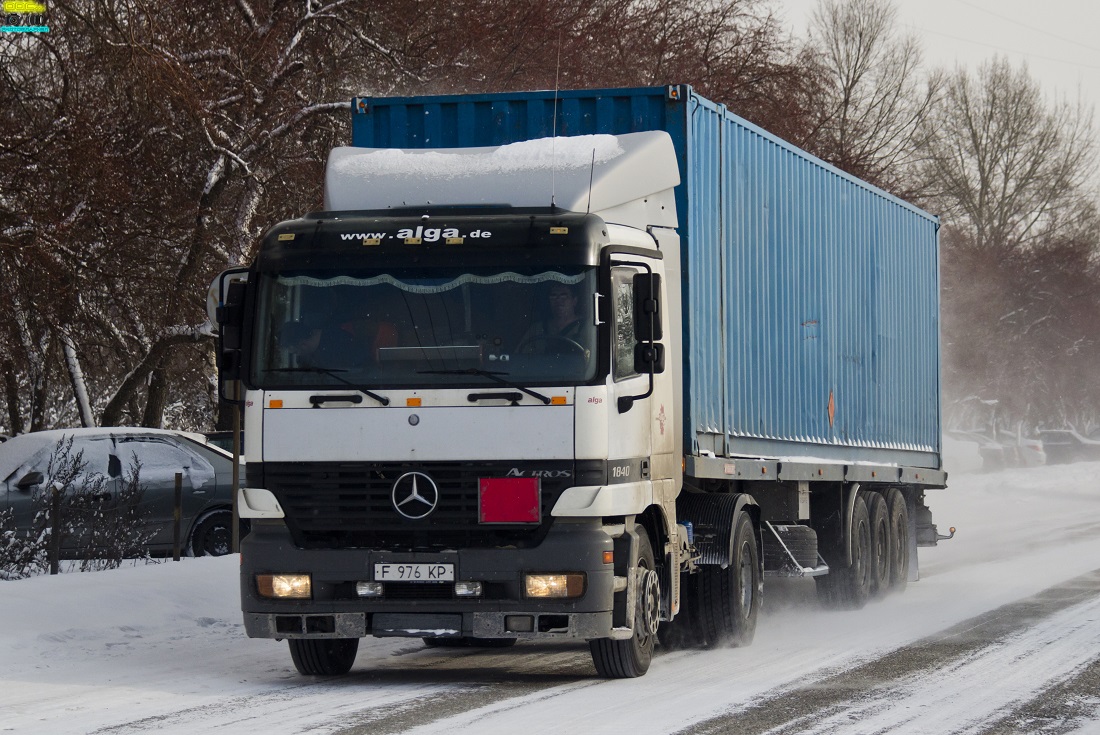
[418,368,552,405]
[266,367,390,406]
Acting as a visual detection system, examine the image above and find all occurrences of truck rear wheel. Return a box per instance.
[867,492,891,598]
[816,493,872,609]
[288,638,359,676]
[589,525,658,678]
[692,511,760,648]
[885,488,910,591]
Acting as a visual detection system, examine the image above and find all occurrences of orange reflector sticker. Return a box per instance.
[407,397,422,407]
[550,396,567,405]
[269,399,283,408]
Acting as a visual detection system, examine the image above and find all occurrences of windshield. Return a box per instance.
[250,268,598,388]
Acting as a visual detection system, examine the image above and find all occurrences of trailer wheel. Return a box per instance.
[693,511,761,648]
[589,525,658,678]
[816,493,871,609]
[288,638,359,676]
[867,492,891,598]
[885,488,910,592]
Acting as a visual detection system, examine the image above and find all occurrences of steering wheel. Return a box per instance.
[516,335,589,359]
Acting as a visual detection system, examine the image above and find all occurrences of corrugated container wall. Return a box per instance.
[350,85,942,469]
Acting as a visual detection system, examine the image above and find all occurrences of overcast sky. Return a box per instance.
[775,0,1100,110]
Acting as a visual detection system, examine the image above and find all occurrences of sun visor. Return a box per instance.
[323,131,680,229]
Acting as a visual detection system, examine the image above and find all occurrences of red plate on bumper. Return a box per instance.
[478,478,541,524]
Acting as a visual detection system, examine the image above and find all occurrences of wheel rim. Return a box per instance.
[855,520,871,585]
[738,541,754,612]
[203,522,231,555]
[875,518,889,578]
[636,565,660,640]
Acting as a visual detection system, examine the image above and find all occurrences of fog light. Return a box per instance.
[257,574,311,599]
[505,615,534,632]
[455,581,483,597]
[356,581,384,597]
[525,573,585,598]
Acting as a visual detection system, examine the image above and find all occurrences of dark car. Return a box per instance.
[1037,429,1100,465]
[0,428,241,556]
[203,430,244,455]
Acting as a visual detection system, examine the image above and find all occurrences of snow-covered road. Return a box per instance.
[2,462,1099,734]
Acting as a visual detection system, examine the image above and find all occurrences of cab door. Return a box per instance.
[606,260,672,477]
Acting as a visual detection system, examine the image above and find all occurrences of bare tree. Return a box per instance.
[1,0,814,433]
[921,57,1095,252]
[929,58,1100,430]
[803,0,940,194]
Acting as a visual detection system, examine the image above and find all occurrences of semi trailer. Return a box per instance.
[210,85,948,679]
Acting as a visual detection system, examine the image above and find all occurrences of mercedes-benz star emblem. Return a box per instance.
[391,471,440,519]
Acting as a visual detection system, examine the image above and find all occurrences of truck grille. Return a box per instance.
[257,461,573,550]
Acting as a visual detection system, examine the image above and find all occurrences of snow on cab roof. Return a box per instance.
[323,131,680,229]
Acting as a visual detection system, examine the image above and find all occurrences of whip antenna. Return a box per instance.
[586,148,596,214]
[550,30,562,209]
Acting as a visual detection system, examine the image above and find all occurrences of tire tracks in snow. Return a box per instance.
[677,568,1100,735]
[324,645,599,735]
[974,655,1100,735]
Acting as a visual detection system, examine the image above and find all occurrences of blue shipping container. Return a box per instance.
[350,85,942,469]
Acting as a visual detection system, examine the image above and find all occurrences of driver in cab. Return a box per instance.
[517,282,590,359]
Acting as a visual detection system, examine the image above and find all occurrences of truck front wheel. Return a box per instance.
[288,638,359,676]
[589,525,658,678]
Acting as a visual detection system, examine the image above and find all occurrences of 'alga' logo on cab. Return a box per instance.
[2,1,49,33]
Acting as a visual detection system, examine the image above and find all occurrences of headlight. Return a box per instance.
[525,573,585,598]
[256,573,311,599]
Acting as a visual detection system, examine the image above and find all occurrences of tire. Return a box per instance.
[691,511,761,648]
[589,525,659,678]
[816,493,871,609]
[885,488,910,592]
[288,637,359,676]
[189,509,233,557]
[867,492,891,598]
[422,637,517,648]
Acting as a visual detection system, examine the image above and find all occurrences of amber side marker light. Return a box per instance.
[257,574,311,599]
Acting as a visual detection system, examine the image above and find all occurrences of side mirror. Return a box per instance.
[15,471,44,491]
[216,280,248,379]
[632,273,662,341]
[209,269,250,399]
[107,454,122,479]
[634,343,665,374]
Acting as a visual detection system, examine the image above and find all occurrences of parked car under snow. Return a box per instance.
[0,428,242,557]
[1037,429,1100,465]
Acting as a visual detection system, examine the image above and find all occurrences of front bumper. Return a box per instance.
[241,518,616,641]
